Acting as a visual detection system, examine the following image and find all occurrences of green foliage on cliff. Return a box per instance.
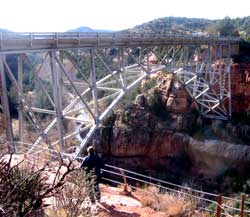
[234,38,250,63]
[147,89,168,119]
[118,77,158,108]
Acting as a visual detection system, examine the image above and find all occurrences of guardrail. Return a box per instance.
[101,163,250,217]
[11,141,250,216]
[0,32,240,54]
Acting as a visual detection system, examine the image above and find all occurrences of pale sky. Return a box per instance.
[0,0,249,32]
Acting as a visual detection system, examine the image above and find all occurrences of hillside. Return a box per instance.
[0,28,10,32]
[127,17,215,34]
[126,16,250,36]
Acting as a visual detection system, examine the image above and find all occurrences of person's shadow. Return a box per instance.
[98,202,141,217]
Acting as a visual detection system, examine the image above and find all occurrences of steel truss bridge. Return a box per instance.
[0,32,239,158]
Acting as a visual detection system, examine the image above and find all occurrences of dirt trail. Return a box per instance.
[97,186,167,217]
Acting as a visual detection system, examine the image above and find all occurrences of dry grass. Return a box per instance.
[136,186,199,217]
[45,169,93,217]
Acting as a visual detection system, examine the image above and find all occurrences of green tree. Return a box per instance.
[217,17,239,37]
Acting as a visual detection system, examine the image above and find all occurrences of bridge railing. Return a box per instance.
[0,32,240,53]
[101,163,250,217]
[0,32,240,41]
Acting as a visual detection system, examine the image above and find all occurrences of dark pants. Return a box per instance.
[86,174,101,203]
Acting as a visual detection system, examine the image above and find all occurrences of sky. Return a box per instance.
[0,0,249,32]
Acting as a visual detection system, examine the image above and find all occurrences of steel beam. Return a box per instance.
[94,50,124,89]
[4,58,53,152]
[55,56,96,121]
[227,44,232,117]
[0,54,14,152]
[50,51,65,152]
[90,49,100,121]
[0,32,239,55]
[22,54,56,108]
[18,55,24,143]
[120,48,127,88]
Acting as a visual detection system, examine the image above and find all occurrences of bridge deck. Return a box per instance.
[0,32,240,54]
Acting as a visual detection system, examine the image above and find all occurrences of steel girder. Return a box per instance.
[0,43,232,158]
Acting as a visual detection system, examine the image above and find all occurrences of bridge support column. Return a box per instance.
[219,45,223,100]
[120,48,127,88]
[0,55,14,152]
[90,49,99,122]
[18,55,24,144]
[50,51,65,152]
[227,44,232,118]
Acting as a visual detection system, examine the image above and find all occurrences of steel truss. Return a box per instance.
[0,35,235,158]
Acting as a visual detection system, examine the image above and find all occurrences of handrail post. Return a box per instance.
[241,194,245,217]
[119,169,128,193]
[217,194,222,217]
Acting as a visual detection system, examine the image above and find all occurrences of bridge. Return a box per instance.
[0,32,240,158]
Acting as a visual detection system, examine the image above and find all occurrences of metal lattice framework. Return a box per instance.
[0,32,239,158]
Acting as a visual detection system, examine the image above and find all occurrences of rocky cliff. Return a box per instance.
[95,67,250,181]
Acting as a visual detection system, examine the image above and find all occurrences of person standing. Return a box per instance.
[80,146,104,203]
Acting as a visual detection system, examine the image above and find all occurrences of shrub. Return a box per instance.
[51,169,92,217]
[0,154,74,217]
[137,186,198,216]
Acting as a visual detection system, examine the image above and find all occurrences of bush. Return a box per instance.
[137,186,198,216]
[51,169,92,217]
[0,154,74,217]
[217,17,238,37]
[233,38,250,63]
[147,89,168,119]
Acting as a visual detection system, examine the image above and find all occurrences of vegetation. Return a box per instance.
[128,16,250,38]
[137,186,198,216]
[216,16,239,36]
[0,154,74,217]
[49,169,92,217]
[234,38,250,63]
[127,17,214,34]
[118,77,158,108]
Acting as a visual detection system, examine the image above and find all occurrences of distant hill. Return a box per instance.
[0,28,10,32]
[125,16,250,36]
[67,26,112,32]
[126,17,215,34]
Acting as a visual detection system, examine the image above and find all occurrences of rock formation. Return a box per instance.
[95,67,250,180]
